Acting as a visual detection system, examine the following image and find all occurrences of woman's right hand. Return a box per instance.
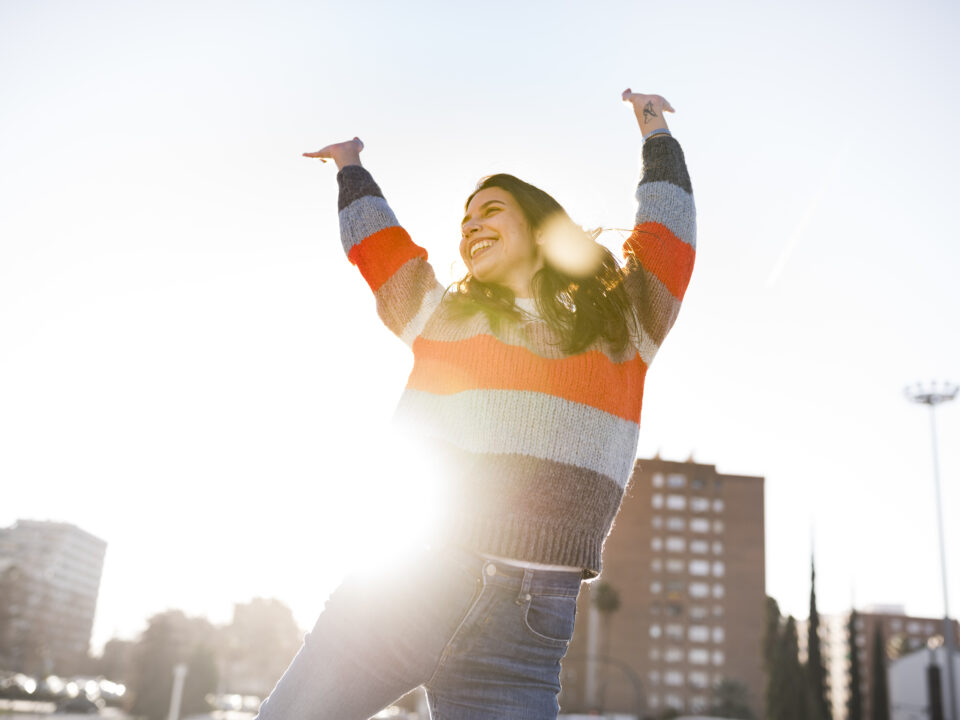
[302,137,364,170]
[622,89,674,134]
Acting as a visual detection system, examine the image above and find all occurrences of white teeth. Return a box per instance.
[470,239,494,259]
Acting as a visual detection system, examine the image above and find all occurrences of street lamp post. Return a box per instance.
[905,381,958,720]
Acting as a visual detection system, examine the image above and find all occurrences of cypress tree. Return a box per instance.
[807,558,831,720]
[846,610,864,720]
[764,597,785,720]
[783,617,808,720]
[870,624,890,720]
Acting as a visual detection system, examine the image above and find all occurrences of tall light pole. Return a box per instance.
[905,380,958,720]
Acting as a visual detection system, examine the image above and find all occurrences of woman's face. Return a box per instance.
[460,187,544,297]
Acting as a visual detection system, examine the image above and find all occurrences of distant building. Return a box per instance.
[0,519,106,674]
[560,457,766,719]
[889,645,960,720]
[799,607,960,720]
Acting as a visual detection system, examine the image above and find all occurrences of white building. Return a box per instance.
[889,645,960,720]
[0,519,106,673]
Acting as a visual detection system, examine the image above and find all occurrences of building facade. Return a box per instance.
[0,520,106,674]
[800,607,960,720]
[560,457,766,719]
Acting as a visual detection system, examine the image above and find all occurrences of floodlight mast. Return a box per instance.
[905,381,958,720]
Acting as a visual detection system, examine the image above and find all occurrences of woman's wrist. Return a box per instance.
[642,127,672,142]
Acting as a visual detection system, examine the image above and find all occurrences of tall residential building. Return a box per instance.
[0,520,107,674]
[800,607,960,720]
[560,457,766,719]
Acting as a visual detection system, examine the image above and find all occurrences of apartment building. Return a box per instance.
[560,457,765,719]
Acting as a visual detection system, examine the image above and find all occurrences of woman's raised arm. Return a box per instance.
[619,89,696,357]
[302,136,444,348]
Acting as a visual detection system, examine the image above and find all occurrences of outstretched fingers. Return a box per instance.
[302,136,364,163]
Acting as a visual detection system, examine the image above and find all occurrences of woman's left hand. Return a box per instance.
[622,89,674,133]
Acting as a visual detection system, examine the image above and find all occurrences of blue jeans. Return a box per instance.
[255,544,582,720]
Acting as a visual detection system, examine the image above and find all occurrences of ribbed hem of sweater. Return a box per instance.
[437,514,603,580]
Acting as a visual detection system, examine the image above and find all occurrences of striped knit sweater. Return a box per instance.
[336,136,695,577]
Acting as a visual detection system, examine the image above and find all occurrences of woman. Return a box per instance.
[258,88,695,720]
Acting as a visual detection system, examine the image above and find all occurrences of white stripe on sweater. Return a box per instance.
[393,388,640,488]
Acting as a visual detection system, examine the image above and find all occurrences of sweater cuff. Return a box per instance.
[336,165,384,211]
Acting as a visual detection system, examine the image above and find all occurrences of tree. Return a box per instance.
[846,610,864,720]
[767,615,808,720]
[224,597,303,696]
[806,558,831,720]
[870,624,890,720]
[708,678,756,719]
[592,581,620,711]
[129,611,221,720]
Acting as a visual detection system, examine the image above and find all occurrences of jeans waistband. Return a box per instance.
[440,544,582,595]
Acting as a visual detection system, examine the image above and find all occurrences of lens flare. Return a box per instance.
[539,215,605,278]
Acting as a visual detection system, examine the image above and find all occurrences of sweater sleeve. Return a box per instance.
[621,136,696,353]
[337,165,445,347]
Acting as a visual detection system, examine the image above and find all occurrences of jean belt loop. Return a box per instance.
[517,568,534,605]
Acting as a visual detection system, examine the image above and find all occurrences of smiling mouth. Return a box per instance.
[469,238,496,260]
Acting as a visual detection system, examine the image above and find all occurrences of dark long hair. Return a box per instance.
[446,173,640,355]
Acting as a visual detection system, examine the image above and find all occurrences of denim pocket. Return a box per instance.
[521,593,578,647]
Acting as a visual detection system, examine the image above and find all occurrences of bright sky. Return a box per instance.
[2,0,959,653]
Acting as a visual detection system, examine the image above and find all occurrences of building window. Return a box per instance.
[652,558,663,572]
[667,559,685,573]
[689,625,710,642]
[712,584,725,599]
[649,647,661,661]
[652,515,664,529]
[712,541,724,554]
[652,537,663,551]
[667,473,687,488]
[712,561,726,577]
[666,581,686,596]
[713,499,725,512]
[713,605,725,617]
[650,624,662,638]
[691,496,710,512]
[648,670,661,685]
[690,560,710,576]
[689,671,710,689]
[906,621,922,634]
[692,477,706,490]
[650,581,663,594]
[650,602,662,616]
[667,516,686,531]
[691,539,709,554]
[690,605,708,620]
[664,671,684,687]
[713,478,723,490]
[713,627,725,643]
[689,648,709,664]
[667,603,684,617]
[713,520,725,533]
[690,583,710,598]
[666,624,684,640]
[652,472,665,487]
[666,537,686,553]
[691,518,710,533]
[648,694,660,708]
[665,646,684,663]
[690,695,708,712]
[652,494,664,509]
[666,494,687,510]
[665,694,683,710]
[712,650,725,665]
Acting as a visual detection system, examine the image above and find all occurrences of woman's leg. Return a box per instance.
[424,561,581,720]
[255,545,484,720]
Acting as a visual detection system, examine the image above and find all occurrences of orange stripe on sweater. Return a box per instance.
[624,222,695,300]
[407,335,647,423]
[347,226,428,293]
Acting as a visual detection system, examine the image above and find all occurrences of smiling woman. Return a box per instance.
[260,88,696,720]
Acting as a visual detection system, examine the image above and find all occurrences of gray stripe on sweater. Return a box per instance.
[393,388,640,488]
[338,195,400,255]
[635,181,697,250]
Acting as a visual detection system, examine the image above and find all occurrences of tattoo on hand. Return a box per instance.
[642,101,658,125]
